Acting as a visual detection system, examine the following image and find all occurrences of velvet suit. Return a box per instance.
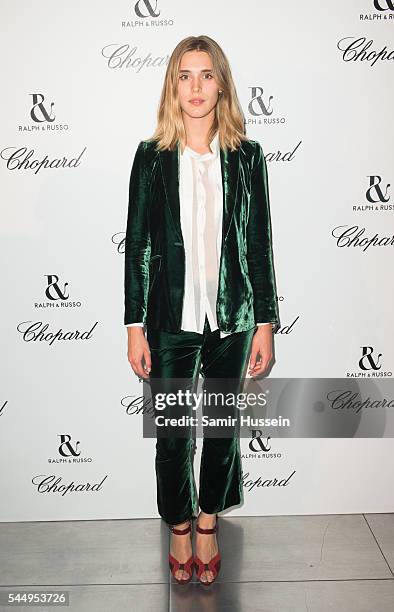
[124,137,279,524]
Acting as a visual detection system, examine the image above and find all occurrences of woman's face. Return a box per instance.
[177,50,221,120]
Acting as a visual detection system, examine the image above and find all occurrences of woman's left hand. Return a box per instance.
[248,325,274,377]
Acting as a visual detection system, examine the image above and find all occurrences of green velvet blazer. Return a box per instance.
[124,137,279,333]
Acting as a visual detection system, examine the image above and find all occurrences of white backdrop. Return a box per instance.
[1,1,394,521]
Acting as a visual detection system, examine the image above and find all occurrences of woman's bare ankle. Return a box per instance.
[173,520,189,529]
[197,511,217,528]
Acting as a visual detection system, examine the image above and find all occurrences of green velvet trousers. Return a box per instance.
[147,315,256,526]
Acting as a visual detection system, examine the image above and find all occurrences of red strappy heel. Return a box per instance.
[168,520,194,584]
[194,515,221,586]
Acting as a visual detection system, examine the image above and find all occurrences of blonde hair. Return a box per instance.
[149,35,248,152]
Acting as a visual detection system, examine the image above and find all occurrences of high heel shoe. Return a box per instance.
[194,515,221,586]
[168,520,194,584]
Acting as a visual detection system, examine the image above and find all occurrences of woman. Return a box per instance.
[124,35,279,585]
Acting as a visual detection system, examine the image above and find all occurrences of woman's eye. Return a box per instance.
[179,73,214,80]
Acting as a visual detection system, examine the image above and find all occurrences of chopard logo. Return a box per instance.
[331,225,394,250]
[112,232,126,253]
[122,394,155,417]
[101,44,169,70]
[336,37,394,66]
[31,475,108,496]
[0,147,86,173]
[241,470,296,492]
[16,321,98,345]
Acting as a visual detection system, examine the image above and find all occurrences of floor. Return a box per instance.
[0,514,394,611]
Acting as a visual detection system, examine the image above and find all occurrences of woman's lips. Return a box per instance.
[190,99,205,105]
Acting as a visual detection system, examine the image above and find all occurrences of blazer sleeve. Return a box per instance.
[124,141,152,325]
[246,141,279,326]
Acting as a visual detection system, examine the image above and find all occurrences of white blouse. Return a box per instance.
[126,132,269,337]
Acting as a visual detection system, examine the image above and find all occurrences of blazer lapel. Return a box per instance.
[220,145,240,243]
[159,141,240,246]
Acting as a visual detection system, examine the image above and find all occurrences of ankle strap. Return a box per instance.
[170,522,191,535]
[196,523,217,535]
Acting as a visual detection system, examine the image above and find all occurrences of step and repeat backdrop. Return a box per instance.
[1,1,393,521]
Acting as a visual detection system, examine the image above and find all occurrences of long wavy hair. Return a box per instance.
[149,35,248,152]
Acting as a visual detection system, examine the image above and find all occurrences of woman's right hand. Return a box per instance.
[127,327,151,380]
